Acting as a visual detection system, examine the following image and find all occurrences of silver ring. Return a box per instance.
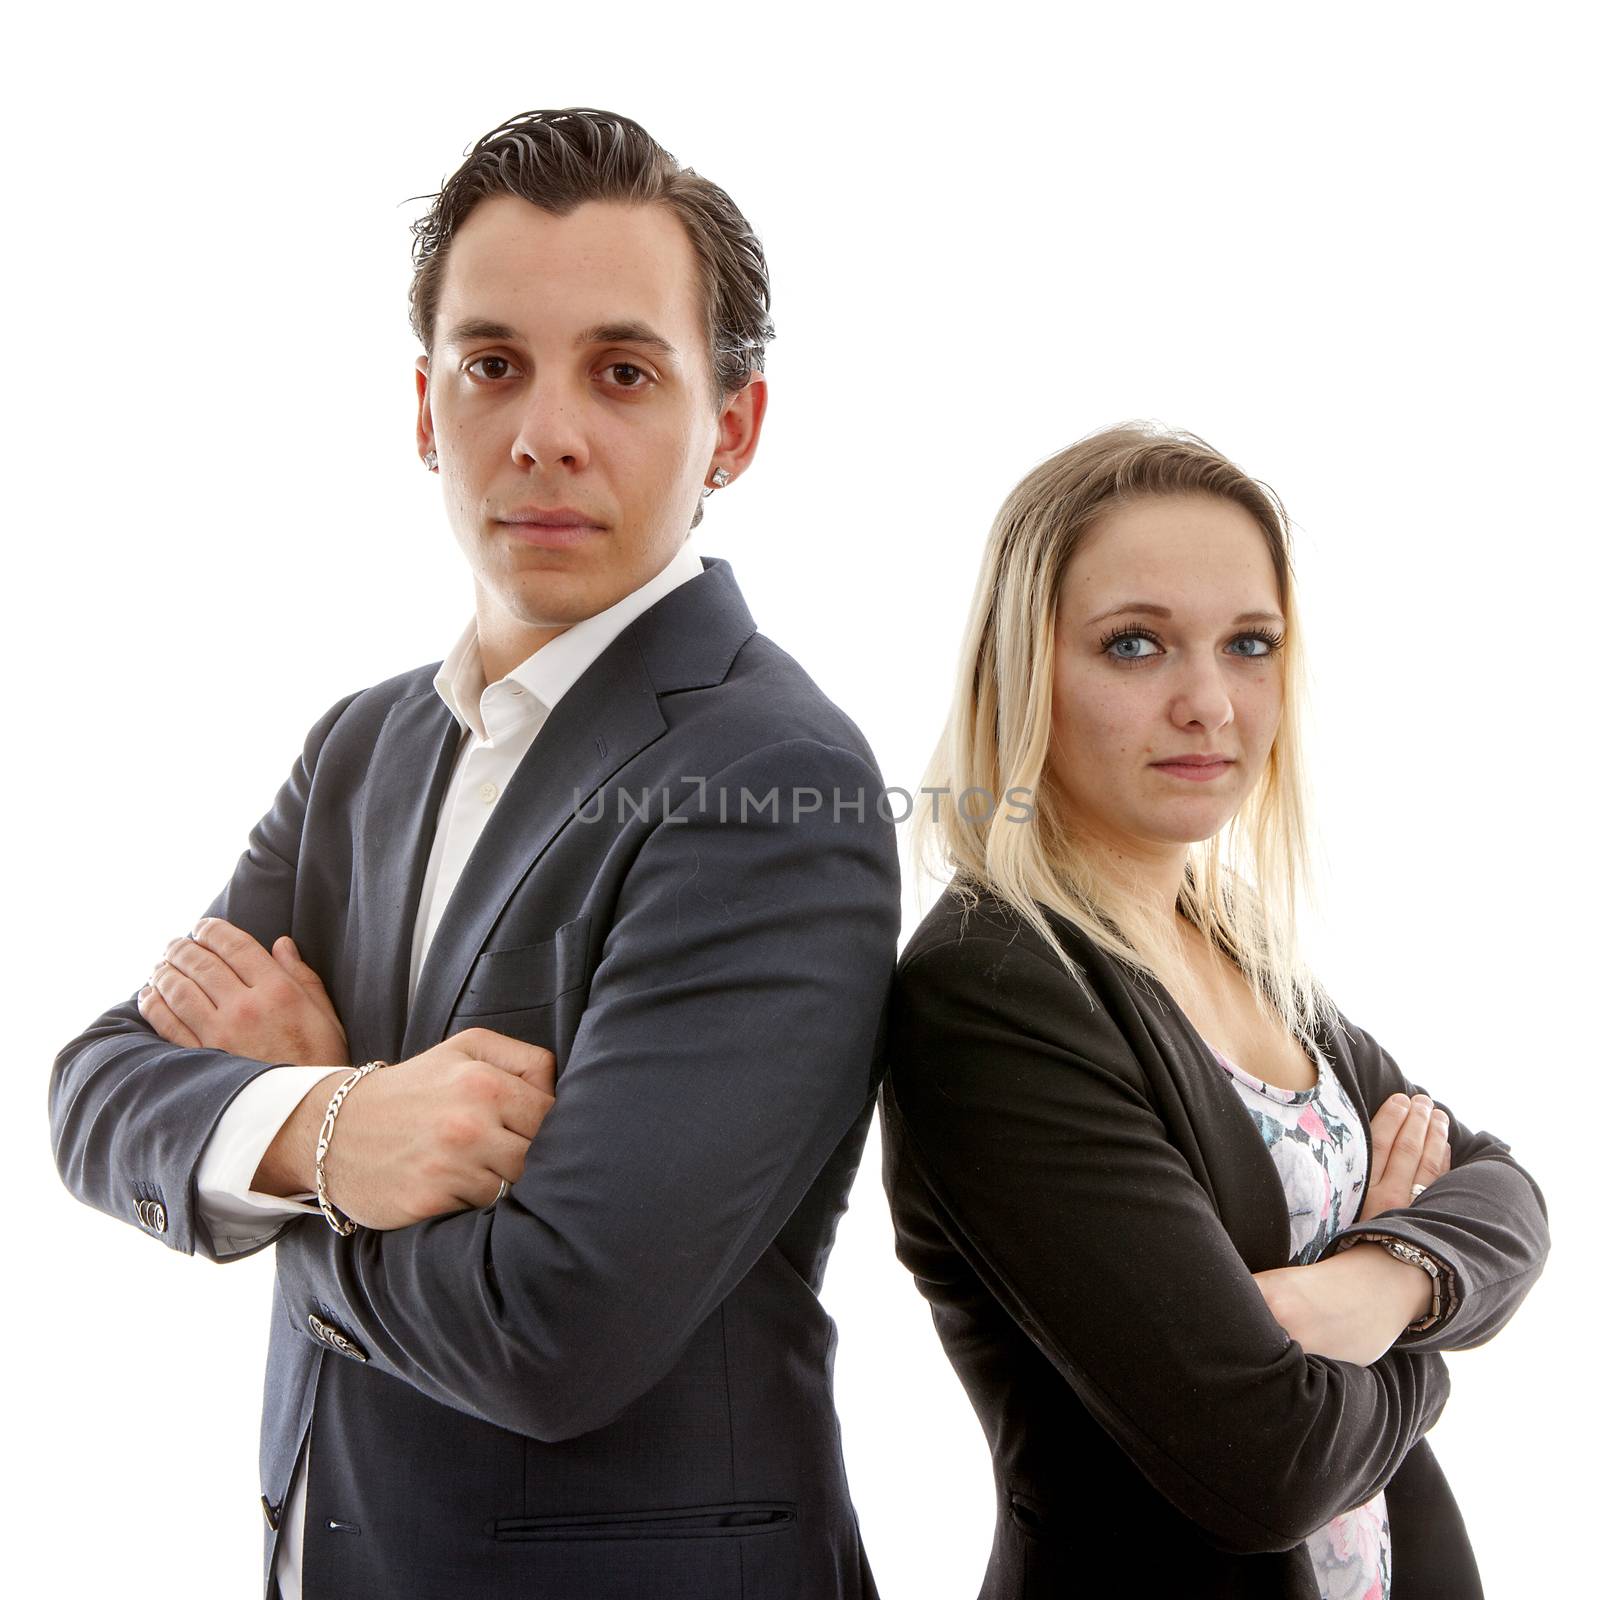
[492,1178,509,1206]
[1411,1183,1427,1198]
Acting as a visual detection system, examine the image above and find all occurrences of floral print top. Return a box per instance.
[1203,1035,1392,1600]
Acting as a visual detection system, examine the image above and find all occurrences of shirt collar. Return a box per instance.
[433,538,705,743]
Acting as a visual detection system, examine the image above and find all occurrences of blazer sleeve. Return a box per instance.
[1314,1010,1551,1355]
[882,931,1452,1557]
[271,737,901,1443]
[48,688,361,1262]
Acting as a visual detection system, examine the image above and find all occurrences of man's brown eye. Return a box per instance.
[609,363,647,387]
[467,356,512,380]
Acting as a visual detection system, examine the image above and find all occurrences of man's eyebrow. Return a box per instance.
[573,320,680,360]
[441,317,680,362]
[442,318,521,348]
[1084,602,1285,626]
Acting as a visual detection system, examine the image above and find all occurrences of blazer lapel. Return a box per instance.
[1042,904,1294,1272]
[343,555,758,1066]
[345,690,462,1064]
[400,636,667,1057]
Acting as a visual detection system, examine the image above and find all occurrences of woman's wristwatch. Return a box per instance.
[1331,1231,1457,1335]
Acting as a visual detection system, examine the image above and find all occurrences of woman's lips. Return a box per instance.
[499,521,604,549]
[1151,759,1233,782]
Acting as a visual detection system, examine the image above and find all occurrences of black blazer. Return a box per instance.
[50,557,901,1600]
[881,887,1550,1599]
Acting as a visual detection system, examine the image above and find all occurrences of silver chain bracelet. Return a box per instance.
[315,1060,388,1235]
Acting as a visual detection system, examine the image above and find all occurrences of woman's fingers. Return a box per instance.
[1414,1107,1452,1189]
[1367,1093,1411,1176]
[1390,1094,1435,1179]
[1360,1093,1440,1221]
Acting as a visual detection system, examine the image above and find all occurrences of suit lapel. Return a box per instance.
[346,555,757,1064]
[346,690,461,1064]
[400,635,667,1056]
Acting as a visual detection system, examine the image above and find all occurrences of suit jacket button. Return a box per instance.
[135,1199,168,1233]
[261,1495,281,1532]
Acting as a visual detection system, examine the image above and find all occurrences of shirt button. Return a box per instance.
[478,781,499,805]
[510,686,524,696]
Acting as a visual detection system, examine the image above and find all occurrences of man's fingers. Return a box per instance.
[275,935,329,990]
[496,1078,557,1142]
[480,1127,532,1187]
[149,959,217,1034]
[452,1027,558,1094]
[445,1134,530,1211]
[136,984,203,1049]
[190,916,279,986]
[159,932,240,1008]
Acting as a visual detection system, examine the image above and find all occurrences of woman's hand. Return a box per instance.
[1252,1243,1438,1366]
[1360,1092,1451,1221]
[1251,1092,1451,1363]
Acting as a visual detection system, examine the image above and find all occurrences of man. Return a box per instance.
[50,107,900,1600]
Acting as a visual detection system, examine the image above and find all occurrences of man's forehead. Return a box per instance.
[438,195,702,344]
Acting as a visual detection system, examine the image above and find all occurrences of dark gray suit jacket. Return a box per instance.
[51,555,901,1599]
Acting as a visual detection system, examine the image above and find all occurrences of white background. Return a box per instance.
[9,2,1591,1594]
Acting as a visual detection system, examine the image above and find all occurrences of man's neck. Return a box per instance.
[477,619,571,688]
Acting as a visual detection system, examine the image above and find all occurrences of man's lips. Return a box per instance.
[496,510,606,549]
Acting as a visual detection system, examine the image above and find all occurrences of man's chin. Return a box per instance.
[491,571,611,630]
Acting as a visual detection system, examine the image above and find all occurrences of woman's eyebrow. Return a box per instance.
[1084,602,1284,626]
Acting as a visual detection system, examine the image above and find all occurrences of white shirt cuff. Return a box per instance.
[194,1065,340,1254]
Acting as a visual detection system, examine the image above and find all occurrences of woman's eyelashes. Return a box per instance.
[1096,624,1286,666]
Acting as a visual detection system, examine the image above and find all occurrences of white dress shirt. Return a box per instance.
[192,538,705,1599]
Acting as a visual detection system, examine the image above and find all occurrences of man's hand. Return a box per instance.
[254,1029,558,1230]
[137,915,350,1069]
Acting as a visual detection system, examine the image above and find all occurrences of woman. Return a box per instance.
[881,424,1549,1599]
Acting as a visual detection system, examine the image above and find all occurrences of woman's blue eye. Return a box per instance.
[1098,626,1285,664]
[1229,630,1286,658]
[1099,627,1162,662]
[1108,634,1158,659]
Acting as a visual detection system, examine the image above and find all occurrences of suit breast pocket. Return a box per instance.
[455,913,592,1018]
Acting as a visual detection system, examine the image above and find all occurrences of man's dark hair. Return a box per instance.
[408,107,774,409]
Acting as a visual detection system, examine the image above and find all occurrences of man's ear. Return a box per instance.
[708,372,768,486]
[414,355,434,464]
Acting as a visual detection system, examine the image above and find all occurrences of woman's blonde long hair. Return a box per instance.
[912,421,1337,1045]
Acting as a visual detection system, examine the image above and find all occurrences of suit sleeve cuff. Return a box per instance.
[194,1065,338,1254]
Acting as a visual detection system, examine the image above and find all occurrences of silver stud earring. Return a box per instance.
[424,450,438,471]
[711,468,731,487]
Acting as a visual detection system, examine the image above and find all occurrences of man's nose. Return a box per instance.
[509,380,590,471]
